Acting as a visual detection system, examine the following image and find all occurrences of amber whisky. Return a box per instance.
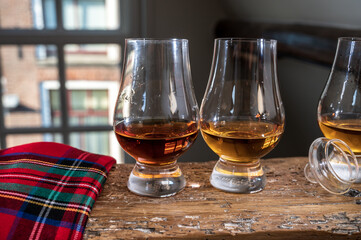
[319,117,361,155]
[115,120,199,165]
[201,120,283,163]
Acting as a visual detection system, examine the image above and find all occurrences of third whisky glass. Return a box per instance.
[318,37,361,182]
[200,38,285,193]
[113,39,199,197]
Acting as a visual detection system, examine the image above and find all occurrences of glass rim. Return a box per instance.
[338,37,361,42]
[125,38,188,43]
[215,37,277,44]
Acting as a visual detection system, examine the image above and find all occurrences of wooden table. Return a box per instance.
[84,157,361,239]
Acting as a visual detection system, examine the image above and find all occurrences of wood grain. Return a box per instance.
[84,157,361,239]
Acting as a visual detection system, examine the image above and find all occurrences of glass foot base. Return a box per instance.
[210,159,265,193]
[127,162,186,197]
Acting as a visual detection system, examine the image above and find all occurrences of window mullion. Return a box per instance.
[3,125,112,134]
[0,54,6,149]
[55,0,70,145]
[55,0,64,31]
[57,44,70,145]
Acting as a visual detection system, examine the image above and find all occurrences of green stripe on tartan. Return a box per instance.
[0,162,105,179]
[0,163,52,173]
[0,182,96,206]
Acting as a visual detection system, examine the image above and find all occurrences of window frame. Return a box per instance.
[0,0,143,160]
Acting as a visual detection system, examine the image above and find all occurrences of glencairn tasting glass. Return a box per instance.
[113,39,199,197]
[318,37,361,183]
[200,38,285,193]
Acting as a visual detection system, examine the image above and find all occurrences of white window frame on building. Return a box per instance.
[40,80,121,159]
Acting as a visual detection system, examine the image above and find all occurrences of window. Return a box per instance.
[0,0,140,163]
[41,80,120,157]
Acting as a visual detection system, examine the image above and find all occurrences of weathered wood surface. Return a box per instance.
[84,157,361,239]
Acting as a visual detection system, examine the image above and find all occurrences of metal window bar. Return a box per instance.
[0,0,131,149]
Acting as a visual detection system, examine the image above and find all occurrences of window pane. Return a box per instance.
[71,90,87,110]
[43,0,57,29]
[70,131,111,156]
[6,133,63,148]
[50,90,60,111]
[64,43,120,127]
[67,89,110,127]
[65,44,120,65]
[92,90,108,110]
[1,45,60,128]
[0,0,57,29]
[63,0,120,30]
[0,0,120,30]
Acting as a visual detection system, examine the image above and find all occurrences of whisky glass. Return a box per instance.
[200,38,285,193]
[113,38,199,197]
[318,37,361,182]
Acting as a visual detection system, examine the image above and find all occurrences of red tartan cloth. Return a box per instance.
[0,142,116,240]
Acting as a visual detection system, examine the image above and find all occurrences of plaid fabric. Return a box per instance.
[0,142,116,240]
